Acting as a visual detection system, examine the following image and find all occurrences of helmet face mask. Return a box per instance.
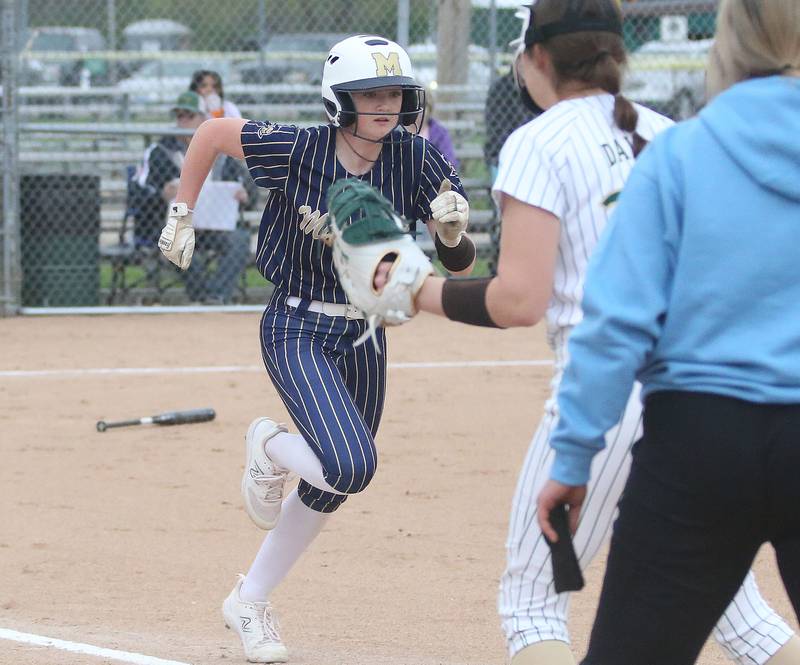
[322,35,425,143]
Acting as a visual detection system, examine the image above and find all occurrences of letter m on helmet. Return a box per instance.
[372,52,403,77]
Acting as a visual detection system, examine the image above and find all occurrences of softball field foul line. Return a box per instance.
[0,359,554,379]
[0,627,190,665]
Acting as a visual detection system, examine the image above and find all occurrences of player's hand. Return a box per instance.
[203,92,224,118]
[431,179,469,248]
[234,185,249,204]
[162,179,180,202]
[372,258,422,293]
[372,260,391,292]
[537,480,586,542]
[158,203,195,270]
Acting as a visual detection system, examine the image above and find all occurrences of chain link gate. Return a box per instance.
[2,0,717,312]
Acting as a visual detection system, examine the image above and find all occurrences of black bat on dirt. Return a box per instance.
[96,408,216,432]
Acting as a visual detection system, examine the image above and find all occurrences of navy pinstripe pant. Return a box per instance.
[259,289,387,513]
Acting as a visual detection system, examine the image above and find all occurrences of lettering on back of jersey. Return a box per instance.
[372,52,403,77]
[600,137,633,167]
[298,205,333,244]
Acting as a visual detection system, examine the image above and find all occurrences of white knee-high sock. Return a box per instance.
[239,489,331,602]
[266,431,345,495]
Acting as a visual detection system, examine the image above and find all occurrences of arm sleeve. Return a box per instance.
[414,142,469,221]
[493,127,568,221]
[240,120,297,191]
[548,144,681,485]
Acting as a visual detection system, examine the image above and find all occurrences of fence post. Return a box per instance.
[436,0,471,86]
[397,0,410,48]
[257,0,267,82]
[488,0,498,86]
[436,0,471,121]
[1,0,21,315]
[106,0,118,84]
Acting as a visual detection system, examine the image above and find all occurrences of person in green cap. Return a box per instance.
[133,90,255,303]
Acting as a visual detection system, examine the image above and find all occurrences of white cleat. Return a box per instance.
[242,417,290,530]
[223,575,289,663]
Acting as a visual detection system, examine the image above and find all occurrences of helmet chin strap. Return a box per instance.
[338,126,384,164]
[337,117,423,164]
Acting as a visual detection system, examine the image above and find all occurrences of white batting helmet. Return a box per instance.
[321,35,424,130]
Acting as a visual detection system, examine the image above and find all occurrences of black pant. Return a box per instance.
[581,390,800,665]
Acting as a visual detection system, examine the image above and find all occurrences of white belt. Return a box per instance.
[286,296,364,320]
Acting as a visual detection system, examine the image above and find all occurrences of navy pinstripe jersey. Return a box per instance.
[241,120,467,304]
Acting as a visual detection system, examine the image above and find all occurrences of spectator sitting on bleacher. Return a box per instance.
[190,69,242,120]
[135,91,256,304]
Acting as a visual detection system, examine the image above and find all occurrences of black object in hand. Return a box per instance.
[544,504,585,593]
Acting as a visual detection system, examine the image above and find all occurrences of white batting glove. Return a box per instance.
[158,202,195,270]
[430,179,469,248]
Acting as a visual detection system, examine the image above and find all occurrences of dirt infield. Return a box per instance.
[0,312,796,665]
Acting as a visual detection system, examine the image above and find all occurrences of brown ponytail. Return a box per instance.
[614,95,647,157]
[533,0,649,157]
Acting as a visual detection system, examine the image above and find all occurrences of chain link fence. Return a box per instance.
[1,0,717,312]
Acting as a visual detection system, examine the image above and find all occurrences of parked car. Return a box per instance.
[122,19,192,53]
[623,37,713,120]
[21,26,108,87]
[115,58,241,104]
[235,33,348,86]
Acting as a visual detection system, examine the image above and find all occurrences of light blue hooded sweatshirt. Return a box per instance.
[550,76,800,486]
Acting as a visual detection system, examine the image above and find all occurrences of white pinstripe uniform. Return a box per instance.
[494,94,794,663]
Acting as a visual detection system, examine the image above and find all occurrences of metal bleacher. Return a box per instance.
[19,87,498,305]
